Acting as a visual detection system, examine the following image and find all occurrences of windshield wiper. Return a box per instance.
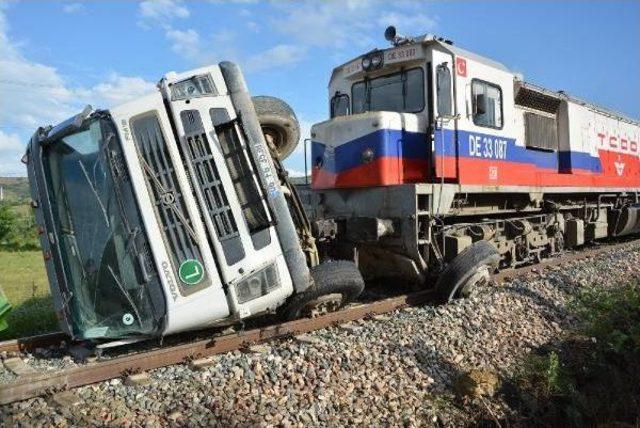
[78,159,110,227]
[138,155,198,242]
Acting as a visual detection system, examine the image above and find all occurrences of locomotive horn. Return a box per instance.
[384,26,397,42]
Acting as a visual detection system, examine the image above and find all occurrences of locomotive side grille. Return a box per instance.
[130,114,203,277]
[524,112,558,151]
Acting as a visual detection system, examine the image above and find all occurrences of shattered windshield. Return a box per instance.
[43,116,165,339]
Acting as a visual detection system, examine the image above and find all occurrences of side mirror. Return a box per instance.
[474,94,486,116]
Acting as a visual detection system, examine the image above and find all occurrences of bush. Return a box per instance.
[0,203,40,251]
[0,204,16,241]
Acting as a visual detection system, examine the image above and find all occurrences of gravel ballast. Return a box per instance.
[1,242,639,427]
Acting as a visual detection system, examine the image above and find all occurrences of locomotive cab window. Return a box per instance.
[351,68,424,114]
[436,63,453,117]
[472,80,503,129]
[330,93,350,118]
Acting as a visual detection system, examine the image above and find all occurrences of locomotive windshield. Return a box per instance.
[42,115,165,339]
[351,67,425,114]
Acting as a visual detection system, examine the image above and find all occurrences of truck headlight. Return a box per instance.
[170,74,217,101]
[235,264,280,304]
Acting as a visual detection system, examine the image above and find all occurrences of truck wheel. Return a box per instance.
[435,240,500,302]
[280,260,364,320]
[251,95,300,161]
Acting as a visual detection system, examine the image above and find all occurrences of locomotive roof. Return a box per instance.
[517,80,640,126]
[330,34,639,126]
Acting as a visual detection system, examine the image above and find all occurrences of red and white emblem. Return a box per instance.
[456,57,467,77]
[614,158,625,176]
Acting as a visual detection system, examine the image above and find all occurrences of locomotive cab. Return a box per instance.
[311,29,467,189]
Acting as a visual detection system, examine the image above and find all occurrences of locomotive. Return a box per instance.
[310,27,640,300]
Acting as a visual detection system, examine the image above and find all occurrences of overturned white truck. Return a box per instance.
[25,63,363,341]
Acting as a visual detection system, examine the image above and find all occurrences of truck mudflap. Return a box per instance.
[218,62,312,294]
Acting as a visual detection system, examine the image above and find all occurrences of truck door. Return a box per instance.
[431,50,458,181]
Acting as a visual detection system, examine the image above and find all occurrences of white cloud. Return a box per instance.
[0,4,155,176]
[377,11,437,34]
[139,0,189,28]
[0,130,26,176]
[246,21,260,33]
[246,44,307,72]
[271,0,378,49]
[166,28,201,62]
[62,2,84,14]
[284,168,308,178]
[208,0,258,4]
[87,73,156,106]
[271,0,437,50]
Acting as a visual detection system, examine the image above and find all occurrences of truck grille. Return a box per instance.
[181,112,238,240]
[130,113,204,285]
[214,120,270,235]
[180,110,245,265]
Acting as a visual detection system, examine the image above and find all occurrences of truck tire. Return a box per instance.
[251,95,300,161]
[435,240,500,302]
[280,260,365,320]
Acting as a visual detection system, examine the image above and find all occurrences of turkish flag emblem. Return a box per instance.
[456,57,467,77]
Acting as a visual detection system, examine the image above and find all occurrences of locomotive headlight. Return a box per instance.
[362,148,374,164]
[370,53,383,68]
[361,57,372,70]
[234,264,280,304]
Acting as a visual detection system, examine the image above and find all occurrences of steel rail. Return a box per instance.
[0,331,68,355]
[1,238,638,405]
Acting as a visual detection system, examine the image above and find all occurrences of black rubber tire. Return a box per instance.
[251,95,300,161]
[280,260,365,320]
[435,240,500,303]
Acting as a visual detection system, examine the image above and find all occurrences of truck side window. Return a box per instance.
[436,63,452,117]
[472,80,503,129]
[330,94,350,118]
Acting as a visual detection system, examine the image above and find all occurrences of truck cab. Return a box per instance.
[25,62,363,341]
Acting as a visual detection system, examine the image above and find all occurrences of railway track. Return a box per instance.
[1,238,638,406]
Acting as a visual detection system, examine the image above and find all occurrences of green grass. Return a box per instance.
[512,280,640,425]
[0,251,57,340]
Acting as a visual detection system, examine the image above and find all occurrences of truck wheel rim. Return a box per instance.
[301,293,343,318]
[459,266,490,298]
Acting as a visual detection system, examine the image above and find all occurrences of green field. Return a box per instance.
[0,251,57,340]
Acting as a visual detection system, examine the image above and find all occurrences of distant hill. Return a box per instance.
[0,177,30,203]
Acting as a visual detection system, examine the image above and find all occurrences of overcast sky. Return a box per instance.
[1,0,639,176]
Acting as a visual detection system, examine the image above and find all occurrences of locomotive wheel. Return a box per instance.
[251,95,300,161]
[436,241,500,302]
[280,260,365,320]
